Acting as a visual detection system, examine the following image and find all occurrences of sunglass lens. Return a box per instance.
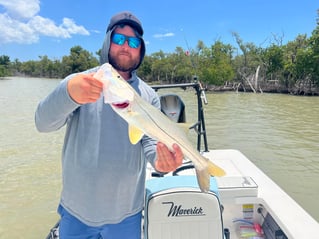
[112,34,125,45]
[128,37,141,48]
[112,33,141,48]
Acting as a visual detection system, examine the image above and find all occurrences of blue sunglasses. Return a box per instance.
[111,33,141,49]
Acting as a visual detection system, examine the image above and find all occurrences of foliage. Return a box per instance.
[307,13,319,86]
[0,46,99,79]
[0,55,11,77]
[198,41,234,85]
[1,9,319,95]
[61,46,99,77]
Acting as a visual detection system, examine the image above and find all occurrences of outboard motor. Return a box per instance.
[160,94,186,123]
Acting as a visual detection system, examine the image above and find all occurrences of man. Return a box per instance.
[35,11,183,239]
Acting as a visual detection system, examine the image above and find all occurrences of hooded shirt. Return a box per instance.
[35,14,159,226]
[100,11,146,69]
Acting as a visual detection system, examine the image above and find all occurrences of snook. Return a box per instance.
[94,63,225,192]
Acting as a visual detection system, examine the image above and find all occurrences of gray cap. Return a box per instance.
[107,11,143,36]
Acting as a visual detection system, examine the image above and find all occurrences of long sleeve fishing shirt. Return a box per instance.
[35,67,160,226]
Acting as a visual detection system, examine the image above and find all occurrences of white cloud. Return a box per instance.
[153,32,175,39]
[0,0,90,44]
[29,16,89,38]
[0,13,38,44]
[28,16,70,38]
[61,18,89,35]
[0,0,40,19]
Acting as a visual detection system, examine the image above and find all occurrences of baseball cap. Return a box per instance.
[107,11,143,36]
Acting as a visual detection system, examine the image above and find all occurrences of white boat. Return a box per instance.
[46,82,319,239]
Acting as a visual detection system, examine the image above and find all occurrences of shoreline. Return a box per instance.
[2,76,319,96]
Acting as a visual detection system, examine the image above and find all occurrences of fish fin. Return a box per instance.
[195,168,210,192]
[195,159,226,192]
[207,159,226,177]
[128,125,144,144]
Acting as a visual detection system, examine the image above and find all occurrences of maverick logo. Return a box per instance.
[163,201,205,217]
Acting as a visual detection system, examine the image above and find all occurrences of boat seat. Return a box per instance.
[144,175,224,239]
[160,94,186,123]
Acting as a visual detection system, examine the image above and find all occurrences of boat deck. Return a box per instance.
[46,149,319,239]
[146,149,319,239]
[207,149,319,239]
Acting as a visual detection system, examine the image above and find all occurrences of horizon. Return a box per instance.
[0,0,317,61]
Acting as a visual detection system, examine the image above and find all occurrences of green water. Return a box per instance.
[1,77,318,238]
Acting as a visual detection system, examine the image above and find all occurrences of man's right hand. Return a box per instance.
[67,73,103,104]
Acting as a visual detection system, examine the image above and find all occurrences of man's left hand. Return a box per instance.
[154,142,183,173]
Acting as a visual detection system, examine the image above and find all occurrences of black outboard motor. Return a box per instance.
[160,94,186,123]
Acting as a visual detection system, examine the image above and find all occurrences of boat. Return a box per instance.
[46,82,319,239]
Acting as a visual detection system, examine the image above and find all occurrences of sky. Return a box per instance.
[0,0,317,62]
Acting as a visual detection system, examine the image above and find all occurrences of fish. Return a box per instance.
[94,63,226,192]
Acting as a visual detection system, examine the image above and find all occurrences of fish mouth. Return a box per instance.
[112,101,130,109]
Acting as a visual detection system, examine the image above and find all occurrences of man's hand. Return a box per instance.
[155,142,183,173]
[67,73,103,104]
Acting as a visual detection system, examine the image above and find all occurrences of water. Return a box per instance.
[0,78,64,238]
[1,77,318,238]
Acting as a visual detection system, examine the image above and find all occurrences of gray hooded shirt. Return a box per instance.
[35,28,159,226]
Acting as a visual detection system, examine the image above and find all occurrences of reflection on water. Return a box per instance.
[1,78,319,238]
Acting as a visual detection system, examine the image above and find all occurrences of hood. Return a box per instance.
[100,11,145,70]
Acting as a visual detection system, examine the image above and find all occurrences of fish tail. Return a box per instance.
[195,168,210,192]
[207,159,226,177]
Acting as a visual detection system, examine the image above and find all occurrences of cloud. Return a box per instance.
[0,0,89,44]
[29,16,89,38]
[153,32,175,39]
[0,13,38,44]
[0,0,40,19]
[61,18,89,35]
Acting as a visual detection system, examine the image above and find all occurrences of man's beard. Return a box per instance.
[108,52,140,72]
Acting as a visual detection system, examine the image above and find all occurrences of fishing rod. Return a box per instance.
[181,29,209,152]
[181,29,208,105]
